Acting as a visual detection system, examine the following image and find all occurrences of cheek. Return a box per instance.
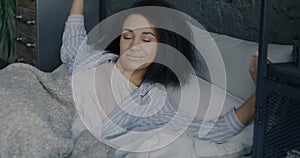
[144,43,158,59]
[119,39,130,55]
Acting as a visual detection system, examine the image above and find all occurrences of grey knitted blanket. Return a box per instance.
[0,63,112,158]
[0,63,253,158]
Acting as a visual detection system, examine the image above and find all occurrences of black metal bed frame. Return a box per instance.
[253,0,300,157]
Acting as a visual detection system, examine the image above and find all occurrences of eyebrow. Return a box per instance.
[122,28,156,37]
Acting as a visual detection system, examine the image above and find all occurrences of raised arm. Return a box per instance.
[234,54,258,126]
[70,0,84,15]
[182,55,257,143]
[183,55,257,143]
[60,0,86,74]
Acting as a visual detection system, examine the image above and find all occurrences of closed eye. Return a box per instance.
[122,36,132,40]
[142,39,151,42]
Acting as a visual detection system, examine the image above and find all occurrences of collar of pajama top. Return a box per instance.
[100,81,174,139]
[71,43,168,104]
[71,48,179,138]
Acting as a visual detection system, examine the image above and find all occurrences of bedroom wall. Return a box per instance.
[100,0,300,45]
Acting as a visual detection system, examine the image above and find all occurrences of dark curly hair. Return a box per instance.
[105,0,197,88]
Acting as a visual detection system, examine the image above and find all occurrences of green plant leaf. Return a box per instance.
[0,0,16,63]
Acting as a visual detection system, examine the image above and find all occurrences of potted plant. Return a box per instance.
[0,0,16,66]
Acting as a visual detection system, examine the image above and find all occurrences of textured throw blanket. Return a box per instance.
[0,63,112,158]
[0,63,252,158]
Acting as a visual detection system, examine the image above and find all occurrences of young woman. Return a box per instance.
[61,0,257,147]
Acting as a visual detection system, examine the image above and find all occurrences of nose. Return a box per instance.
[130,37,142,50]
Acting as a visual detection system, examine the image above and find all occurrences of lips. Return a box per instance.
[126,54,145,61]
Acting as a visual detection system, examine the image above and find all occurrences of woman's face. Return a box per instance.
[117,14,158,74]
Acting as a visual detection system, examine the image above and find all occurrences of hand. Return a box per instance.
[249,51,271,84]
[249,52,258,84]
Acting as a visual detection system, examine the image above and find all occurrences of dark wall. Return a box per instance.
[100,0,300,45]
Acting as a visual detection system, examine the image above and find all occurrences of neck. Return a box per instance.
[115,63,145,87]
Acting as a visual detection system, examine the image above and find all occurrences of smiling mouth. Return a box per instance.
[126,54,144,60]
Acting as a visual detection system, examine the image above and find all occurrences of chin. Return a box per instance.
[121,61,150,72]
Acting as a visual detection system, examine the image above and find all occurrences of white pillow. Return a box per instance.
[188,22,294,100]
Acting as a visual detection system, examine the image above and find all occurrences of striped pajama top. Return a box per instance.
[60,15,245,144]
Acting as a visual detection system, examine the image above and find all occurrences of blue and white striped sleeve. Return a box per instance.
[60,15,86,74]
[157,98,245,144]
[186,107,245,144]
[159,97,245,144]
[100,88,245,144]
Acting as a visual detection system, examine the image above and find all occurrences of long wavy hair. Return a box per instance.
[105,0,197,88]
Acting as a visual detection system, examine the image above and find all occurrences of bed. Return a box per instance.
[0,0,293,158]
[0,20,294,157]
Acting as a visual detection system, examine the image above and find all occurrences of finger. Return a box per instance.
[251,56,258,66]
[254,51,272,64]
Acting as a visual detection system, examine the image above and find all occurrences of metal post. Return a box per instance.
[252,0,269,157]
[296,34,300,67]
